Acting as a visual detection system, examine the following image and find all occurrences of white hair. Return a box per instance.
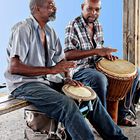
[29,0,46,13]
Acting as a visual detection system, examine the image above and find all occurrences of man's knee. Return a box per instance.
[62,96,79,111]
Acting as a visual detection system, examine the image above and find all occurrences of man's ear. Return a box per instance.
[81,4,84,10]
[34,4,40,13]
[31,4,39,14]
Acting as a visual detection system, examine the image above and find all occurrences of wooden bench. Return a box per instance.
[0,86,30,115]
[0,83,90,116]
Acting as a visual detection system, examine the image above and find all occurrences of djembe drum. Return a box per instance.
[62,84,97,103]
[62,84,97,114]
[96,58,137,123]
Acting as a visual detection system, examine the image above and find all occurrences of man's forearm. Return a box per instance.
[65,47,117,61]
[65,49,99,61]
[9,63,54,76]
[9,57,76,76]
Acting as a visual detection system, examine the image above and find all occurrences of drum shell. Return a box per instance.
[96,58,137,123]
[106,75,135,101]
[62,85,97,102]
[96,59,137,101]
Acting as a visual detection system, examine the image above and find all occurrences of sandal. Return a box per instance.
[118,117,138,127]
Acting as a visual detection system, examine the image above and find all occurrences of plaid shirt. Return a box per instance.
[64,15,104,76]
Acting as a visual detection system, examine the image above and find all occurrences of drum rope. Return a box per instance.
[124,81,134,110]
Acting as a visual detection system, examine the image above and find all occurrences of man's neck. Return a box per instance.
[33,15,48,29]
[87,23,94,29]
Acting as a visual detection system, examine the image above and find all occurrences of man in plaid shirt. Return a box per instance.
[65,0,117,109]
[65,0,138,126]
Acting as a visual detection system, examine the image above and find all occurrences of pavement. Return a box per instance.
[0,103,140,140]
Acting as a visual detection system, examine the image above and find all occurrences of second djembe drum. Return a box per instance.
[96,58,137,123]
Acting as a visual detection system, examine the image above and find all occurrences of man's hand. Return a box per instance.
[105,55,118,61]
[96,48,117,57]
[51,60,76,74]
[64,78,84,87]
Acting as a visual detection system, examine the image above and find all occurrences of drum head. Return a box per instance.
[62,84,96,101]
[97,58,136,78]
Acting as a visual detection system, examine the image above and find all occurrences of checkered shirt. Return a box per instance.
[64,15,104,76]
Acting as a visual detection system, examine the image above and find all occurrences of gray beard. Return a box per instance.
[48,14,56,21]
[87,17,97,23]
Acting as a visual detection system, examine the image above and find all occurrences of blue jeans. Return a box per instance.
[11,81,128,140]
[118,68,140,119]
[73,68,108,108]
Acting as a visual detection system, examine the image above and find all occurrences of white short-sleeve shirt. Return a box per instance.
[5,15,65,93]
